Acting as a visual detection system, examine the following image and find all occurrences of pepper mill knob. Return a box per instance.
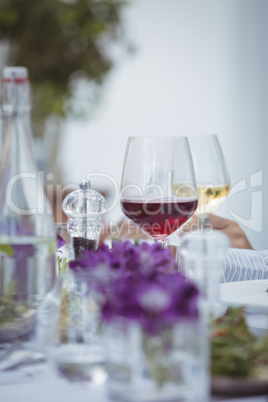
[79,179,91,191]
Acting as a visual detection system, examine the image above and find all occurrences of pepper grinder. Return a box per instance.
[62,180,107,259]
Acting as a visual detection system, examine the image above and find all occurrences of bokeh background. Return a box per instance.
[1,0,267,250]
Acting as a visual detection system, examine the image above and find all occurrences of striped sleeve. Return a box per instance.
[223,249,268,282]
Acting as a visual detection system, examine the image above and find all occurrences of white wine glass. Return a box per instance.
[188,134,230,225]
[120,136,198,246]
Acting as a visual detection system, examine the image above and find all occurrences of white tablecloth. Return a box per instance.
[0,363,106,402]
[0,362,267,402]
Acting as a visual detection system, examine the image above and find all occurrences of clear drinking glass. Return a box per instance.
[188,134,230,222]
[47,270,107,386]
[120,136,198,246]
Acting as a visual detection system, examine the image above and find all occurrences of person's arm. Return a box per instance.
[179,214,268,282]
[224,249,268,282]
[100,219,149,243]
[209,215,253,250]
[101,214,254,248]
[180,214,253,250]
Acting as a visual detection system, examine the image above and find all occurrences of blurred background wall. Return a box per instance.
[59,0,268,250]
[0,0,267,250]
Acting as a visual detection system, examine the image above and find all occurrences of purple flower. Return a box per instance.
[57,234,66,253]
[137,283,172,313]
[69,240,177,277]
[69,244,111,273]
[102,271,199,335]
[135,242,177,275]
[68,240,200,335]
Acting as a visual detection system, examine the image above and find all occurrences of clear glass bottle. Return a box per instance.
[0,67,56,348]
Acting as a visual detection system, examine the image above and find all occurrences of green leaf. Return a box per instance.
[58,255,70,275]
[0,244,14,256]
[46,239,57,256]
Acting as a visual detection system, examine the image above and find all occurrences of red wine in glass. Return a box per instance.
[120,136,198,244]
[121,198,198,241]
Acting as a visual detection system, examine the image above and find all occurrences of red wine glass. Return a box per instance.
[120,136,198,246]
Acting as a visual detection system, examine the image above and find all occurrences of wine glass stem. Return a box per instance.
[198,214,210,233]
[156,239,167,248]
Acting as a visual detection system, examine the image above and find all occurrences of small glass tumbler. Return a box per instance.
[180,226,229,317]
[47,270,107,386]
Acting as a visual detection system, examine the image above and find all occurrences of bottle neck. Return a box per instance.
[1,75,35,173]
[0,100,54,237]
[1,109,37,176]
[0,72,55,239]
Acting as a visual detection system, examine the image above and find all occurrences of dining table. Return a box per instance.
[1,279,268,402]
[0,360,268,402]
[1,226,268,402]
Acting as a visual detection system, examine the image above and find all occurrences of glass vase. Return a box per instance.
[105,317,209,402]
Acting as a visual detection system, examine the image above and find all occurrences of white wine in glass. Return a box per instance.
[188,134,230,217]
[196,184,230,215]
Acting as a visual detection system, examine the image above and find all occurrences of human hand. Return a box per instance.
[180,214,253,250]
[208,214,253,249]
[99,219,150,243]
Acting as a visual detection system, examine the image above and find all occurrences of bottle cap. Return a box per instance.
[1,66,31,113]
[2,67,28,83]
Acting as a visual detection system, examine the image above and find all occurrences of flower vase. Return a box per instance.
[105,317,209,402]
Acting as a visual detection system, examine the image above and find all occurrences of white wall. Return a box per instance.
[60,0,268,250]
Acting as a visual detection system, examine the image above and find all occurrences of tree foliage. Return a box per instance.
[0,0,127,122]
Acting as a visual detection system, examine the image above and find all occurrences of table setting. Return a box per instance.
[0,67,268,402]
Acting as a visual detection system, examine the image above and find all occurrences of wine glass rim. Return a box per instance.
[128,135,188,140]
[188,133,218,139]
